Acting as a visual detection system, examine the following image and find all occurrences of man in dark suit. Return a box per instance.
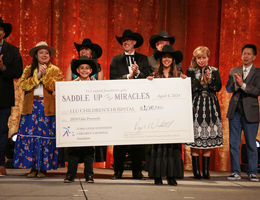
[226,44,260,182]
[110,29,150,179]
[0,17,23,176]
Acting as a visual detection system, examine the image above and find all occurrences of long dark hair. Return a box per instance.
[29,54,39,77]
[154,56,178,78]
[29,49,51,77]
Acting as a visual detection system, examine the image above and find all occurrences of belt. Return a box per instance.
[194,91,209,98]
[33,96,44,100]
[201,91,208,97]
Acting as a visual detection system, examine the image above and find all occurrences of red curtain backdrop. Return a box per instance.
[1,0,259,171]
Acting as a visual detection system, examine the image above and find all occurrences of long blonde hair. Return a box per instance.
[190,46,210,70]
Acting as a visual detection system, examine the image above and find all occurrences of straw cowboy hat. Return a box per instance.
[29,41,56,57]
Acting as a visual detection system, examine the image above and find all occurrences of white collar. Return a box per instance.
[125,51,135,56]
[243,64,253,71]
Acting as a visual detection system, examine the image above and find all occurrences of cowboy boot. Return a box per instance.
[202,156,210,179]
[27,168,37,178]
[192,156,201,179]
[0,166,7,176]
[37,170,47,178]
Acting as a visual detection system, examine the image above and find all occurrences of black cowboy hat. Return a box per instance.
[0,17,12,38]
[116,29,143,48]
[71,56,98,77]
[154,45,183,64]
[74,39,102,59]
[149,30,176,49]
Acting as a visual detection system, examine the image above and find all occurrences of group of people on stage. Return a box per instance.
[0,17,259,186]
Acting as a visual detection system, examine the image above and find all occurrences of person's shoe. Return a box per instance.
[112,172,122,180]
[192,156,201,179]
[133,172,145,179]
[64,175,74,183]
[37,170,46,178]
[167,177,177,186]
[202,156,210,179]
[248,174,259,182]
[0,166,7,176]
[154,177,163,185]
[85,175,94,183]
[27,169,37,178]
[227,173,241,181]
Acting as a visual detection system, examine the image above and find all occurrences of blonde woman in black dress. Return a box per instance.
[186,46,223,179]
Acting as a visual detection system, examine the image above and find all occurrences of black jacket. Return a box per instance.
[110,52,150,79]
[0,41,23,108]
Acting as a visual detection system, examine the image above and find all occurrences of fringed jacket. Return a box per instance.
[20,63,63,116]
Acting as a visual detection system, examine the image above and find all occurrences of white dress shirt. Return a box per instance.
[125,51,140,79]
[241,64,253,91]
[34,84,44,97]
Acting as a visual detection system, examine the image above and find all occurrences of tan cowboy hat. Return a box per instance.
[29,41,56,57]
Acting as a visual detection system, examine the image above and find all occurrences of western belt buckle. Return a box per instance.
[201,91,208,97]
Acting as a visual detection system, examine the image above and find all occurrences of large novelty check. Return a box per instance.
[56,78,194,147]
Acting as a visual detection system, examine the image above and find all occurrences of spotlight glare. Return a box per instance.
[256,140,260,148]
[11,134,17,142]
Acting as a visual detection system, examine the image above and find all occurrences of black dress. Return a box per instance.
[186,66,223,149]
[145,72,184,179]
[146,144,184,178]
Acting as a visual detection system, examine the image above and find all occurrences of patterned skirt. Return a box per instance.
[186,93,223,149]
[13,100,59,170]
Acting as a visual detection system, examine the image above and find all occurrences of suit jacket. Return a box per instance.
[110,52,150,79]
[226,65,260,122]
[148,55,157,72]
[0,41,23,108]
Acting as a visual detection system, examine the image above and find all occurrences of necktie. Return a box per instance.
[125,55,134,66]
[243,69,247,80]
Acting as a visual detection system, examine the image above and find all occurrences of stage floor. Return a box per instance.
[0,168,260,200]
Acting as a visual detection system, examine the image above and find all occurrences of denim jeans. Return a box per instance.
[229,112,259,175]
